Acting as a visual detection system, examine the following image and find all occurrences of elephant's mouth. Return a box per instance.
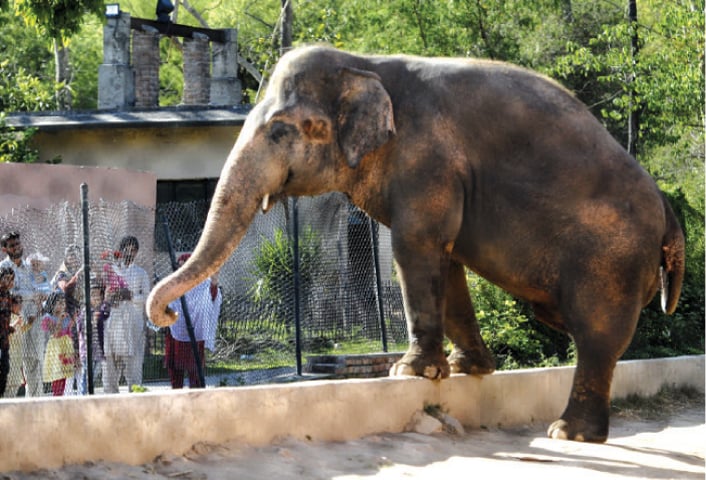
[261,191,288,213]
[261,169,294,213]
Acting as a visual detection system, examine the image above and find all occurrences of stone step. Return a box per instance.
[304,353,404,378]
[307,363,341,374]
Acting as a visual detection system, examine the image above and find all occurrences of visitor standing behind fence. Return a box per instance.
[52,245,84,321]
[165,253,222,389]
[52,245,85,395]
[0,267,15,397]
[75,280,110,395]
[41,292,76,397]
[0,232,45,397]
[5,294,28,398]
[101,250,134,393]
[27,252,52,296]
[102,236,150,393]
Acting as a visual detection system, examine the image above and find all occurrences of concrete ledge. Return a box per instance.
[0,355,702,472]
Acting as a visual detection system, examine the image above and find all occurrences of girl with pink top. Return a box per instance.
[41,291,76,396]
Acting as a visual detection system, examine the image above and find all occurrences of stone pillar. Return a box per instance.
[182,33,211,105]
[132,27,161,108]
[98,13,134,110]
[210,28,242,106]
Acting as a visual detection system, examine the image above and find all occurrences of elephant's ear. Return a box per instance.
[337,67,396,168]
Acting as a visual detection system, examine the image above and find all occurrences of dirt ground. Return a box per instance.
[3,394,703,480]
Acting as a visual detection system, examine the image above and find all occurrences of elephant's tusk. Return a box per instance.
[262,194,270,212]
[659,266,669,313]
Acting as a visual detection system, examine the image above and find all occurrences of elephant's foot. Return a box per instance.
[390,345,450,380]
[549,374,612,442]
[547,397,610,443]
[447,347,495,375]
[547,417,608,443]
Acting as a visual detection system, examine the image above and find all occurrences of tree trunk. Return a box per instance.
[627,0,640,158]
[280,0,293,55]
[54,38,72,110]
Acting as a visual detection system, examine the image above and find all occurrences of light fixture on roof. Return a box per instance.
[105,3,121,18]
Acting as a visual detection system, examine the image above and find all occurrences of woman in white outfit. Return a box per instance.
[101,236,150,393]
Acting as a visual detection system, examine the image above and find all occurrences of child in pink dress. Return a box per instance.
[41,292,76,396]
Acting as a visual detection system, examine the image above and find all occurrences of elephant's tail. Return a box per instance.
[659,194,685,315]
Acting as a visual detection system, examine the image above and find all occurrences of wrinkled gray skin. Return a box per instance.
[147,46,685,443]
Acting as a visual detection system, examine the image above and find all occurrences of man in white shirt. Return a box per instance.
[0,232,45,397]
[166,253,222,388]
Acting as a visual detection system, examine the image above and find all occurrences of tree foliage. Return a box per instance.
[0,115,40,163]
[14,0,103,38]
[467,272,576,370]
[0,8,54,112]
[11,0,104,108]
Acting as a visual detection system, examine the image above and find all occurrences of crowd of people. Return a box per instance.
[0,231,221,397]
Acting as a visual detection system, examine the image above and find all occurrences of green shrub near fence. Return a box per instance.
[248,226,321,327]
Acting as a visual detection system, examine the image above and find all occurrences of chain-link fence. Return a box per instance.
[0,192,408,396]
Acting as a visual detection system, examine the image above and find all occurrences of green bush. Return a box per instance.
[0,115,61,164]
[626,282,705,359]
[0,116,40,163]
[466,272,575,370]
[248,226,322,325]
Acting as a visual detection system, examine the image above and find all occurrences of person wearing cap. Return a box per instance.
[27,252,52,296]
[164,253,222,388]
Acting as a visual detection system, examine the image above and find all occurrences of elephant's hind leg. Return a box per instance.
[548,293,642,443]
[444,262,495,375]
[547,348,616,443]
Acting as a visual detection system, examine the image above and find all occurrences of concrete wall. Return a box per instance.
[31,125,239,180]
[0,355,702,472]
[0,163,156,215]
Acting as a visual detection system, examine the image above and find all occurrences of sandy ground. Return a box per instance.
[3,401,703,479]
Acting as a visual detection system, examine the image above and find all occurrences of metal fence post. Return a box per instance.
[291,197,303,376]
[368,217,388,352]
[80,183,94,394]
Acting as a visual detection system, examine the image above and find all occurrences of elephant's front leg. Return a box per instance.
[444,261,496,375]
[389,241,451,380]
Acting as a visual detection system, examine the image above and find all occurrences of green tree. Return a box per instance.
[67,16,102,110]
[548,0,704,155]
[13,0,104,109]
[0,8,54,112]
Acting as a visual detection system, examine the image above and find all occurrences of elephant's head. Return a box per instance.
[147,46,396,327]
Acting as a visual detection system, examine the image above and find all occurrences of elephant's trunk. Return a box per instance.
[147,140,285,327]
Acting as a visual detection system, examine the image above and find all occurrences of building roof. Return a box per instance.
[4,106,251,132]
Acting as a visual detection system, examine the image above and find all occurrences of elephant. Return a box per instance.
[147,45,685,443]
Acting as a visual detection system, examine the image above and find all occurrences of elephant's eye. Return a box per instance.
[268,121,297,144]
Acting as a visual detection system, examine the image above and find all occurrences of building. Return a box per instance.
[5,107,247,207]
[4,9,249,210]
